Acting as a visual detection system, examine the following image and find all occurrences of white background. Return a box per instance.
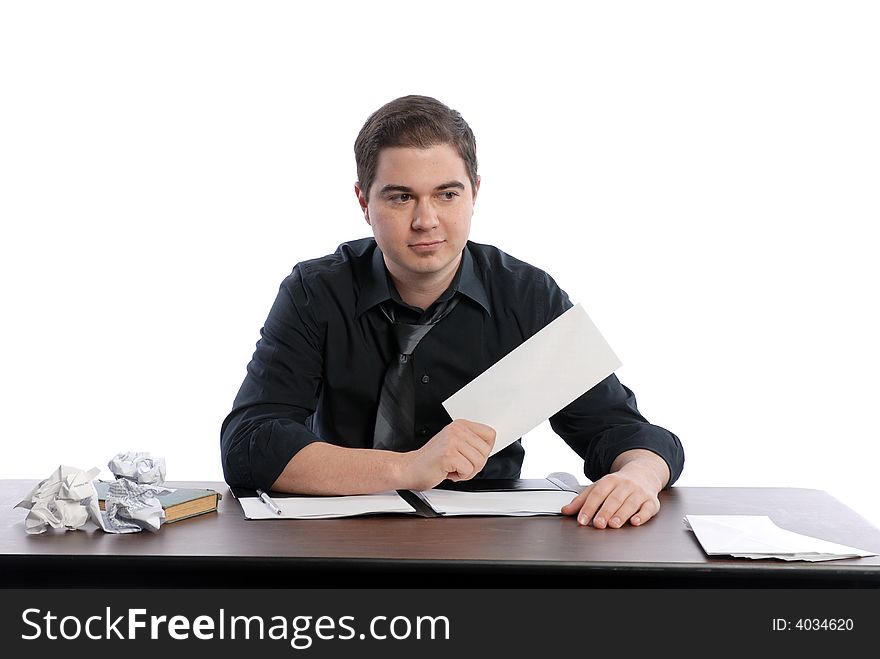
[2,1,878,528]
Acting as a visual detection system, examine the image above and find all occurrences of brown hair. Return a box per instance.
[354,95,478,202]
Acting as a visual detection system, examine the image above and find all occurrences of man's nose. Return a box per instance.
[411,198,440,230]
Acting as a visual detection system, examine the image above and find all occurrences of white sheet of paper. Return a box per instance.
[418,489,575,516]
[442,303,622,456]
[685,515,877,562]
[238,491,416,520]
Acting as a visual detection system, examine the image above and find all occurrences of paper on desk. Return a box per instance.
[418,489,575,516]
[443,303,621,456]
[14,465,104,534]
[100,478,168,533]
[14,463,172,535]
[108,451,166,485]
[685,515,877,562]
[238,491,416,520]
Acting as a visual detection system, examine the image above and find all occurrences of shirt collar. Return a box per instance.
[355,241,491,318]
[457,242,491,314]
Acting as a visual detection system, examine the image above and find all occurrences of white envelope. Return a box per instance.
[685,515,877,562]
[443,303,622,456]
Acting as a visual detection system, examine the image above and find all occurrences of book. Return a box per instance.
[230,477,581,520]
[95,481,222,523]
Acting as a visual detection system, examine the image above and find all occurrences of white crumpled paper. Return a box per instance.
[14,465,104,534]
[16,462,170,534]
[108,451,166,484]
[101,478,167,533]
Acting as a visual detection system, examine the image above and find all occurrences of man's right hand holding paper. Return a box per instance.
[403,419,497,491]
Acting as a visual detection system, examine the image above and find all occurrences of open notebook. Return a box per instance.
[230,475,581,520]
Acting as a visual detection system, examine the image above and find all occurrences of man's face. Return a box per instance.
[356,143,479,286]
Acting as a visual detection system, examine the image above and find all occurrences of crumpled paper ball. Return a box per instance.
[101,477,167,533]
[108,451,167,484]
[14,465,103,534]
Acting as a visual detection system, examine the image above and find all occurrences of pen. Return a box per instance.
[256,488,283,515]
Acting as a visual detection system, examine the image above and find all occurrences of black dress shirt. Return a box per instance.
[220,238,684,490]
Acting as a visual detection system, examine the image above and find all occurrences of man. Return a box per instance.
[221,95,684,529]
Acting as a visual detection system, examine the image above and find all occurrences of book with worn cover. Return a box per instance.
[95,481,222,523]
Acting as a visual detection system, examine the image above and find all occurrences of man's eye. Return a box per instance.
[392,194,411,203]
[440,191,459,200]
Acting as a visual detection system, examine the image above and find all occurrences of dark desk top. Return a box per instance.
[3,480,879,587]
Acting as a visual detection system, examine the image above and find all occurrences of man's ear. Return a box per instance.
[354,182,371,225]
[472,175,481,204]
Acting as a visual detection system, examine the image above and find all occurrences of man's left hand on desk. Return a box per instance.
[561,449,670,529]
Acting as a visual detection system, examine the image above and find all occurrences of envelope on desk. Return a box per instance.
[685,515,878,562]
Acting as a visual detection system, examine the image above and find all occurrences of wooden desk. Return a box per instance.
[2,480,879,587]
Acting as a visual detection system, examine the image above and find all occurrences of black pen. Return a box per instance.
[256,488,283,515]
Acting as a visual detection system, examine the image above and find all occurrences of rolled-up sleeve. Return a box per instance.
[539,272,685,487]
[549,375,685,486]
[220,267,325,489]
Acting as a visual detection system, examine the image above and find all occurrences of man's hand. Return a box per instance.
[561,449,670,529]
[402,419,496,491]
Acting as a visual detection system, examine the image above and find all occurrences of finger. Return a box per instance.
[630,497,661,526]
[452,424,486,451]
[578,478,622,528]
[461,420,497,446]
[462,430,494,461]
[589,484,634,529]
[454,440,488,476]
[444,452,480,481]
[603,492,643,529]
[442,421,484,455]
[561,485,592,515]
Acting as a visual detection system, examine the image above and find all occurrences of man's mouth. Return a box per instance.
[409,240,445,252]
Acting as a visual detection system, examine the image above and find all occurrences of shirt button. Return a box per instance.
[421,374,430,384]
